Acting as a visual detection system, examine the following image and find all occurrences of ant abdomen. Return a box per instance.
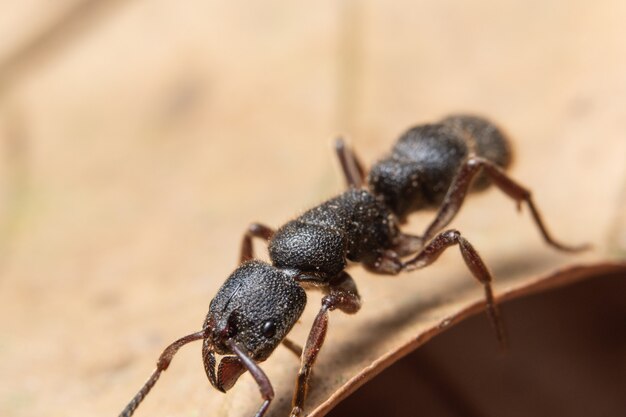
[441,115,513,189]
[368,115,513,221]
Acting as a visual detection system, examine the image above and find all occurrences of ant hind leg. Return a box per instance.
[421,156,590,252]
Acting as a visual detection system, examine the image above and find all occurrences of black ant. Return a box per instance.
[119,115,588,417]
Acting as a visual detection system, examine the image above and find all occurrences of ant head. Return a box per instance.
[204,260,306,361]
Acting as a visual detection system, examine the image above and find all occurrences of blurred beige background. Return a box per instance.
[1,1,625,417]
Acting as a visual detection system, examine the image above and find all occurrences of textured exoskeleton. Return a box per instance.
[120,115,587,417]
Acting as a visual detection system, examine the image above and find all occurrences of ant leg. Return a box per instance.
[227,340,274,417]
[240,223,274,262]
[402,229,508,349]
[393,234,425,257]
[421,156,589,252]
[326,271,362,313]
[282,337,304,358]
[335,137,366,188]
[119,330,206,417]
[290,272,361,417]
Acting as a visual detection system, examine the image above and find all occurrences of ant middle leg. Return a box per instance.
[422,156,589,252]
[290,272,361,417]
[367,229,508,348]
[335,137,366,188]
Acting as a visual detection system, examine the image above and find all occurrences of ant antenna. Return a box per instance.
[119,329,206,417]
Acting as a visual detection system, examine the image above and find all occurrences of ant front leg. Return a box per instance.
[335,137,366,188]
[422,156,590,252]
[290,272,361,417]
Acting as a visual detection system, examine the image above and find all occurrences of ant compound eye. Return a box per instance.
[261,320,276,338]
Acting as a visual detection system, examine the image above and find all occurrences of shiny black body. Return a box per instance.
[270,189,401,279]
[369,115,512,221]
[120,114,584,417]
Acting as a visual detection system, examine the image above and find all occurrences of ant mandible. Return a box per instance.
[120,115,587,417]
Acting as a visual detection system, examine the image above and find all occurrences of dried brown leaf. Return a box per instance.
[1,3,626,417]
